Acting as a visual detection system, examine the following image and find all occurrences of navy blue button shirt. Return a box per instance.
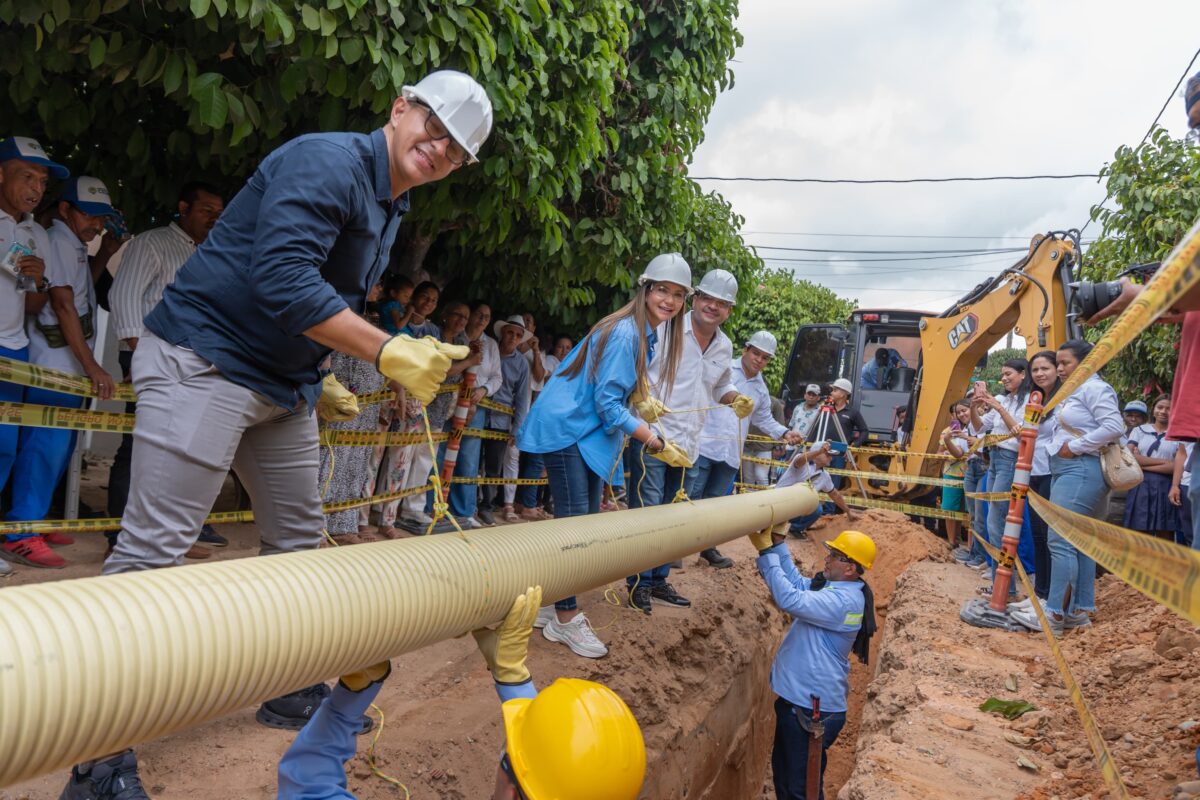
[145,129,408,410]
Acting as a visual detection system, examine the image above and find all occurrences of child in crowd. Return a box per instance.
[379,273,413,335]
[939,402,971,551]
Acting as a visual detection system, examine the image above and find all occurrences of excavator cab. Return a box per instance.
[780,309,926,444]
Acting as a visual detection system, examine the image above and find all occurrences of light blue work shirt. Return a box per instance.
[489,349,531,433]
[517,317,653,487]
[756,541,864,713]
[277,678,538,799]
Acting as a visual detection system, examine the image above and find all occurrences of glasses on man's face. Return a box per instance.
[695,293,732,311]
[826,551,854,565]
[414,102,469,166]
[499,754,528,800]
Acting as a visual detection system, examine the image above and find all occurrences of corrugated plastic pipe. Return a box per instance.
[0,485,816,786]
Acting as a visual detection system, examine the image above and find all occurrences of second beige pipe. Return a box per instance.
[0,485,817,786]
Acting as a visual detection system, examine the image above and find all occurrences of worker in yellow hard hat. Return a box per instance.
[276,586,646,799]
[748,527,877,800]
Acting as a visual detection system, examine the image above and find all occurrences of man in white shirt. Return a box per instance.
[625,269,744,612]
[695,330,803,567]
[106,181,226,551]
[3,176,116,569]
[450,302,503,525]
[0,136,61,576]
[778,441,857,537]
[789,384,822,440]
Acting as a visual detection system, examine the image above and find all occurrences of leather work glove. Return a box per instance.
[338,659,392,693]
[630,386,671,422]
[376,335,470,405]
[731,394,754,419]
[748,527,775,553]
[650,440,693,469]
[317,373,360,421]
[471,586,542,685]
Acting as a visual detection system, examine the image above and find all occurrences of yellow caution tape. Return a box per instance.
[822,492,969,522]
[734,482,768,491]
[1027,492,1200,627]
[739,453,965,489]
[448,476,548,487]
[966,491,1011,502]
[1044,217,1200,415]
[973,533,1131,799]
[0,401,135,433]
[0,355,137,402]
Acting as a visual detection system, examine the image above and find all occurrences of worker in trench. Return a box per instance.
[748,522,878,800]
[277,586,647,800]
[59,72,492,800]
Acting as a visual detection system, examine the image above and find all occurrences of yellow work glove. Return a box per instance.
[748,527,775,552]
[634,395,671,423]
[338,659,392,693]
[650,440,693,469]
[375,335,470,405]
[731,394,755,419]
[471,585,542,685]
[317,373,360,421]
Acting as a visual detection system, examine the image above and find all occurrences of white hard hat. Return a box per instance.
[402,70,493,164]
[638,253,693,294]
[745,330,777,357]
[695,269,738,304]
[832,378,854,394]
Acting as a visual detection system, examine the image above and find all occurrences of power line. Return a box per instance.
[767,254,1020,277]
[1079,45,1200,235]
[741,230,1095,242]
[757,251,1024,264]
[751,245,1024,255]
[692,173,1099,185]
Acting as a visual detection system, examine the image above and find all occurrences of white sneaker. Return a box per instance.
[542,612,608,658]
[404,510,433,525]
[458,516,481,530]
[1007,597,1033,612]
[1010,606,1063,637]
[533,606,556,629]
[0,558,12,577]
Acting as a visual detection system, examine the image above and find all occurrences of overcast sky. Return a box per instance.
[691,1,1200,313]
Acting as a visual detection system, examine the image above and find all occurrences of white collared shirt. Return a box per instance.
[109,222,197,348]
[1047,374,1125,456]
[473,333,502,398]
[27,220,96,374]
[0,209,51,350]
[634,311,738,462]
[699,359,789,469]
[979,392,1028,453]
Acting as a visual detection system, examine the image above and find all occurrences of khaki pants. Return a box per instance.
[103,334,324,574]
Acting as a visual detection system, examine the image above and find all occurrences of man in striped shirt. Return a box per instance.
[106,182,224,554]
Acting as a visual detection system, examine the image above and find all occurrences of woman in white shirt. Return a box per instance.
[1123,394,1180,540]
[1010,340,1124,635]
[968,358,1032,593]
[1012,351,1061,608]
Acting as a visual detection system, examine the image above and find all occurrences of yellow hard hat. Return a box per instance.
[501,678,646,800]
[824,530,876,570]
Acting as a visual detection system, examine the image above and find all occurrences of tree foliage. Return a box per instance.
[0,0,759,330]
[1083,127,1200,400]
[727,267,856,394]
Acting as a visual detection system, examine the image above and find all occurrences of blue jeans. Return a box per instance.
[688,455,739,500]
[0,345,28,502]
[985,448,1018,585]
[6,386,82,538]
[436,407,485,519]
[543,444,604,611]
[772,697,847,800]
[625,439,688,589]
[788,507,823,536]
[1046,454,1108,616]
[515,450,544,509]
[1189,447,1200,551]
[961,458,988,562]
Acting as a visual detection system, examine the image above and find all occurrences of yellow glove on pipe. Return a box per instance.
[471,586,542,685]
[650,440,693,469]
[375,335,470,405]
[338,659,392,693]
[730,394,754,419]
[316,374,360,421]
[747,527,775,553]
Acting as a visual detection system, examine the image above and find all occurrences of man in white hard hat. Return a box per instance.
[624,267,749,613]
[693,330,802,567]
[62,71,493,800]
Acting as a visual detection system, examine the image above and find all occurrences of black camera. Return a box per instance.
[1069,261,1160,320]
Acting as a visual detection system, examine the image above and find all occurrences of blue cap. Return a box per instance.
[0,136,69,179]
[1123,400,1147,415]
[62,176,116,217]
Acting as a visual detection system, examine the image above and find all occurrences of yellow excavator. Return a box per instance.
[778,230,1086,500]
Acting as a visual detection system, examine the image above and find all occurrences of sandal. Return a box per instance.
[501,507,521,524]
[373,526,402,540]
[329,533,362,547]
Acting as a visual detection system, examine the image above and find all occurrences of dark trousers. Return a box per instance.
[542,444,603,611]
[106,351,136,545]
[1028,473,1052,598]
[515,450,544,508]
[480,433,509,509]
[772,697,846,800]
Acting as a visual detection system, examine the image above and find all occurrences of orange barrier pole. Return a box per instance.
[439,367,478,505]
[988,389,1043,611]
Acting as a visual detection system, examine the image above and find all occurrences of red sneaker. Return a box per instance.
[3,537,66,568]
[43,532,75,546]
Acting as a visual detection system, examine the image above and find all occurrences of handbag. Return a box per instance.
[1058,418,1143,491]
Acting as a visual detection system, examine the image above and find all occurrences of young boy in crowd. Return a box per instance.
[379,273,413,335]
[783,441,858,538]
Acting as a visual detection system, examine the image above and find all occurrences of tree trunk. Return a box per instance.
[390,226,436,285]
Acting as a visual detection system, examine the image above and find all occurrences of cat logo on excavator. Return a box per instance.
[947,313,979,349]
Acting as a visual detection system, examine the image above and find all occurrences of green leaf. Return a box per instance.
[189,0,210,17]
[318,7,336,35]
[51,0,69,26]
[340,36,362,64]
[88,36,106,68]
[979,698,1037,720]
[190,72,228,128]
[162,53,184,94]
[300,4,318,30]
[101,0,129,11]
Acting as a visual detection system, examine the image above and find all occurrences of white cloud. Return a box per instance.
[693,0,1200,313]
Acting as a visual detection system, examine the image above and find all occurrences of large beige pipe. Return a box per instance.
[0,485,815,786]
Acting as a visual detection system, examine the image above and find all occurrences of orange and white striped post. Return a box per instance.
[988,389,1043,611]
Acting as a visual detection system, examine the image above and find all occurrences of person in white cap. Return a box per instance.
[2,175,117,571]
[694,330,803,567]
[789,383,824,441]
[0,135,64,577]
[480,314,533,523]
[624,267,748,614]
[61,71,493,800]
[519,253,693,658]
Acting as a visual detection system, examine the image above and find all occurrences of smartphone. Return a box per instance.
[973,380,987,397]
